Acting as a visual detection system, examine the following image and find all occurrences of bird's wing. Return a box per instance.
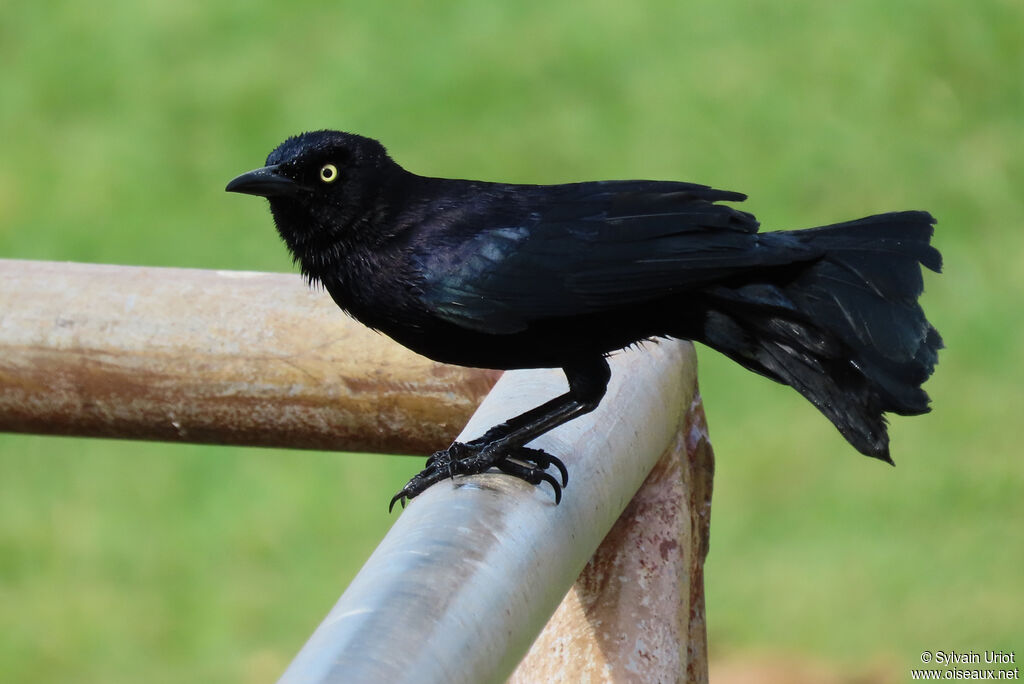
[412,180,803,335]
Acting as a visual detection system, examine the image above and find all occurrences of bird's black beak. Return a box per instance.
[225,164,299,197]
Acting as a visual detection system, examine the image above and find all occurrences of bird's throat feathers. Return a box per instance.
[265,197,351,285]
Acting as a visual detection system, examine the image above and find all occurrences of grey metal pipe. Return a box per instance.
[0,259,498,454]
[510,389,714,683]
[277,340,698,684]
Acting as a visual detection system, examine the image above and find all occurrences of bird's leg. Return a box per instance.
[390,357,610,510]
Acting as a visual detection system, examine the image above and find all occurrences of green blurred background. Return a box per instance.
[2,1,1021,681]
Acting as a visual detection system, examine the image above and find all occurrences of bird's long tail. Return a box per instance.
[696,211,942,461]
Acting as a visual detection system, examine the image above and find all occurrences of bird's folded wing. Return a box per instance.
[413,181,805,335]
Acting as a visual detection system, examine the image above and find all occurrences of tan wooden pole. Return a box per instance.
[0,259,499,454]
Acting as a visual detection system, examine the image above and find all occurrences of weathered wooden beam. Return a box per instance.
[0,259,499,454]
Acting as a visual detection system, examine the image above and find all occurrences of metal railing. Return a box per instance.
[0,259,714,683]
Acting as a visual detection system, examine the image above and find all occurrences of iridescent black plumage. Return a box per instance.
[227,130,942,506]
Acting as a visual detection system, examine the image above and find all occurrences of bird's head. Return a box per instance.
[226,130,401,271]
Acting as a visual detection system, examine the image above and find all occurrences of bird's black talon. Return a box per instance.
[550,479,562,504]
[389,481,420,512]
[528,448,568,486]
[538,453,568,487]
[507,446,569,488]
[540,472,562,504]
[495,455,564,504]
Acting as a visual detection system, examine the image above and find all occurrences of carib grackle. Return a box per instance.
[226,130,942,511]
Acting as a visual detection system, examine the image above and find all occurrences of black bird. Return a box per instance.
[227,130,942,510]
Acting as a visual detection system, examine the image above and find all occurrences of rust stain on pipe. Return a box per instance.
[0,259,499,454]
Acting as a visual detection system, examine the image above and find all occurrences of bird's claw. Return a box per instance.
[388,490,409,513]
[495,459,564,505]
[388,441,568,511]
[509,446,569,487]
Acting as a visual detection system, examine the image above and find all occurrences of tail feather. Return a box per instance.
[697,211,942,461]
[786,212,940,363]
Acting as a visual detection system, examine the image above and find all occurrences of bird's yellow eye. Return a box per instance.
[319,163,339,183]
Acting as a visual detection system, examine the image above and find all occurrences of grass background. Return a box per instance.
[1,0,1021,681]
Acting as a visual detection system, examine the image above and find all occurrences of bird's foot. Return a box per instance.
[389,441,568,512]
